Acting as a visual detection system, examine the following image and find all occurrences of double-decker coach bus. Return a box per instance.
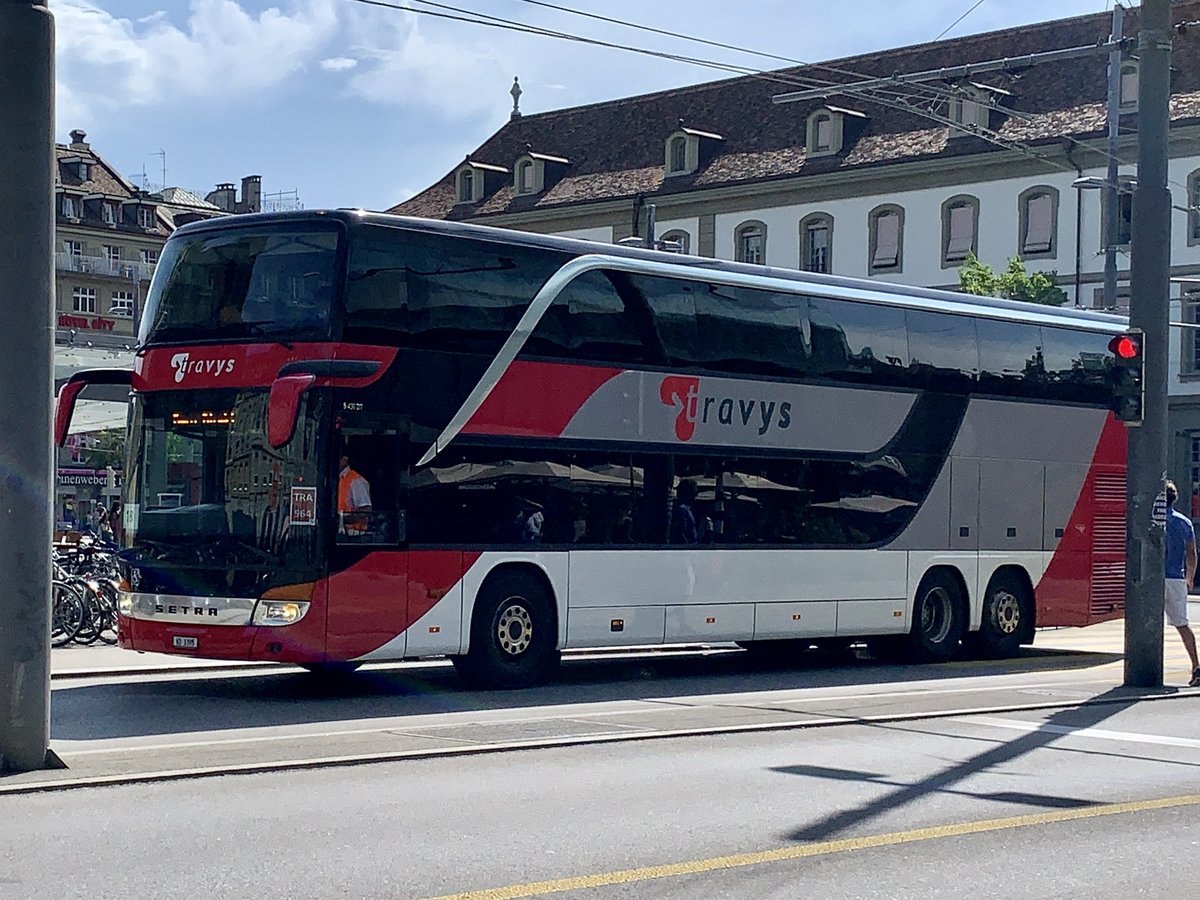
[56,210,1128,688]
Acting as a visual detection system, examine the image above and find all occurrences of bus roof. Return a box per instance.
[171,208,1128,332]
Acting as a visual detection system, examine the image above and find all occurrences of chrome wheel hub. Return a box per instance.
[497,601,533,656]
[993,591,1021,635]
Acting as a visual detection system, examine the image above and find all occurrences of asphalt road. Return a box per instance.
[4,692,1200,899]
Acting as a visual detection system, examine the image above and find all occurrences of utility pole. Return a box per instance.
[0,0,55,771]
[1103,4,1124,310]
[1125,0,1172,688]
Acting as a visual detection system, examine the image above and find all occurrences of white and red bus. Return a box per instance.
[56,210,1128,687]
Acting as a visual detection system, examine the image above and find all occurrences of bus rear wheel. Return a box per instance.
[454,571,560,690]
[967,572,1032,659]
[907,570,965,663]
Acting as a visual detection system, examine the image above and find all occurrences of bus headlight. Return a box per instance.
[252,600,310,626]
[117,592,133,616]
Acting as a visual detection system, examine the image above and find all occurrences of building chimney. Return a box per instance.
[205,183,237,212]
[240,175,262,214]
[68,129,88,150]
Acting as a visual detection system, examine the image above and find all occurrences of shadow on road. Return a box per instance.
[771,686,1159,841]
[49,643,1121,742]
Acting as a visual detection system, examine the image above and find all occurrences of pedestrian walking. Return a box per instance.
[1162,481,1200,687]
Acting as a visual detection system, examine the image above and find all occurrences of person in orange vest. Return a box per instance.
[338,451,372,536]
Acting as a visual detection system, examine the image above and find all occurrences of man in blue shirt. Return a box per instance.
[1163,481,1200,687]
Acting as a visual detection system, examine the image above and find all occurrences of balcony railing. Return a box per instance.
[55,253,155,282]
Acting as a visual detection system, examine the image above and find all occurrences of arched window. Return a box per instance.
[659,230,691,254]
[868,205,904,273]
[515,159,535,194]
[667,136,688,174]
[734,221,767,264]
[456,168,475,203]
[1019,186,1059,258]
[941,195,980,266]
[799,213,833,273]
[807,112,837,155]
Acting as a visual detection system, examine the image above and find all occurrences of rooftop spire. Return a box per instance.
[510,76,522,120]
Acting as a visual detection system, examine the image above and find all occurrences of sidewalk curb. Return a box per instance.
[5,685,1196,797]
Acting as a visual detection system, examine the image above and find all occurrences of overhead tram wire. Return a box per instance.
[508,0,1200,200]
[509,0,969,105]
[934,0,989,42]
[344,0,1052,158]
[345,0,1198,209]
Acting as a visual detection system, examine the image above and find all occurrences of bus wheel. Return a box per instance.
[455,572,560,690]
[908,570,965,663]
[967,572,1031,659]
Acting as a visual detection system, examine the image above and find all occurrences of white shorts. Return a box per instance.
[1166,579,1190,627]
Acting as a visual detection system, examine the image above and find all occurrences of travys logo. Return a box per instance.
[169,352,236,384]
[659,375,792,442]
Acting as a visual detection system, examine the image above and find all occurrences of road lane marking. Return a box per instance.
[423,793,1200,900]
[952,716,1200,750]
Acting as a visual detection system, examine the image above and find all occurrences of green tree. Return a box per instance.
[75,429,125,470]
[958,252,1067,306]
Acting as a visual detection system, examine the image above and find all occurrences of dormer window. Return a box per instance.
[137,206,156,229]
[101,202,116,225]
[77,161,90,180]
[1120,62,1139,111]
[662,125,720,178]
[948,86,990,135]
[61,195,77,218]
[453,159,508,204]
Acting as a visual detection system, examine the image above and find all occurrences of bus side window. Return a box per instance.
[336,430,401,544]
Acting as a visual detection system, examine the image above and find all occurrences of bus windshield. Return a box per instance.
[122,388,326,592]
[139,224,341,345]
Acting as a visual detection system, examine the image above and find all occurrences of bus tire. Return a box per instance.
[967,571,1032,659]
[455,571,560,690]
[908,570,965,663]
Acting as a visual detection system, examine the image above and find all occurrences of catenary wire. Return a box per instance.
[344,0,1198,211]
[935,0,989,42]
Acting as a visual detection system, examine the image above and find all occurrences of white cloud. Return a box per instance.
[320,56,358,71]
[52,0,339,129]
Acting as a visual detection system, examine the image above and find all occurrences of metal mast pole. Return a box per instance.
[0,0,55,771]
[1103,4,1124,310]
[1125,0,1172,688]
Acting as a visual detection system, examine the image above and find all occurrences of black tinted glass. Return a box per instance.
[807,297,909,384]
[695,286,807,378]
[977,319,1044,395]
[141,226,338,345]
[906,310,979,389]
[344,226,566,354]
[1040,326,1114,403]
[524,271,647,365]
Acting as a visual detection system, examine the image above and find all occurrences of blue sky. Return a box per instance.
[53,0,1117,210]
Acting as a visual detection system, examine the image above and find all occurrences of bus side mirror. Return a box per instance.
[55,368,133,446]
[267,374,316,448]
[55,380,89,447]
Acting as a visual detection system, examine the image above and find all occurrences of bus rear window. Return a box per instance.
[139,226,340,345]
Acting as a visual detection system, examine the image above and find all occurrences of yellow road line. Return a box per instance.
[426,792,1200,900]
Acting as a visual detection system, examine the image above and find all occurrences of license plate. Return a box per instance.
[172,636,199,650]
